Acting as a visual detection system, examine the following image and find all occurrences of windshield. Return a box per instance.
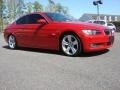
[45,12,74,22]
[107,23,113,26]
[93,21,105,25]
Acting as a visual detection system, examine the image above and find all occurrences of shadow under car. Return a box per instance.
[3,45,109,57]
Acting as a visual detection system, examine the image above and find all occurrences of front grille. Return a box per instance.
[104,29,112,35]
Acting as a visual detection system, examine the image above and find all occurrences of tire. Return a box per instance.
[60,33,82,56]
[8,35,17,49]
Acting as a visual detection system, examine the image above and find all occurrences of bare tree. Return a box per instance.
[0,0,4,32]
[33,1,43,12]
[45,0,69,15]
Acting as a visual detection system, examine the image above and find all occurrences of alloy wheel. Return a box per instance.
[61,34,80,56]
[8,35,16,49]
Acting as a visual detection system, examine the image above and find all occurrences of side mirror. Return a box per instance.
[37,19,47,24]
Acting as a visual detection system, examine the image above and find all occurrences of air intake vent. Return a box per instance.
[104,29,111,35]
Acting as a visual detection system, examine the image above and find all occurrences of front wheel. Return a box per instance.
[61,33,82,56]
[8,35,17,49]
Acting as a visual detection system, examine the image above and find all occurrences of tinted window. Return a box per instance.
[16,15,28,24]
[16,14,44,24]
[107,23,113,26]
[27,14,44,24]
[93,21,105,25]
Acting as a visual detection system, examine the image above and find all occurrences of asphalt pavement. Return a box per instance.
[0,33,120,90]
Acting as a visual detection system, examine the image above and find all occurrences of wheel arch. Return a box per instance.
[7,33,15,41]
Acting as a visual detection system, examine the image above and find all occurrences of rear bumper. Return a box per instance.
[81,35,114,52]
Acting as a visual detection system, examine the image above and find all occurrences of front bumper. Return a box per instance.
[81,34,114,52]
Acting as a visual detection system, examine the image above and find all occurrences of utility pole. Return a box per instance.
[93,0,103,20]
[97,4,100,20]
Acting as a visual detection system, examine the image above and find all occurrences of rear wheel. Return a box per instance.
[8,35,17,49]
[61,33,82,56]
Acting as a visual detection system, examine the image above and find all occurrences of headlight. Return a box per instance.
[82,29,102,35]
[111,29,115,34]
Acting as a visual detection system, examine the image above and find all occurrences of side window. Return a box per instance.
[16,15,28,24]
[16,14,45,24]
[27,14,45,24]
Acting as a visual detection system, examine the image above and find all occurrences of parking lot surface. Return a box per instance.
[0,33,120,90]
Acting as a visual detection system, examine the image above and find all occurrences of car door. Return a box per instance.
[33,22,60,50]
[15,14,45,47]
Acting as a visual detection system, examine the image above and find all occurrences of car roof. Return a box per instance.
[25,12,60,15]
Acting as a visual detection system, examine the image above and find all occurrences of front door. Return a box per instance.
[14,14,46,47]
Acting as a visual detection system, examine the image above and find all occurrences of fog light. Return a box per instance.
[90,44,97,48]
[90,43,102,48]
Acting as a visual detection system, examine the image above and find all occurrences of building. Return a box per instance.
[79,13,120,22]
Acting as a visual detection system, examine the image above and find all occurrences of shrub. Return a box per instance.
[111,21,120,32]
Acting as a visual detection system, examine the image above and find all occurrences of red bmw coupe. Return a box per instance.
[4,12,114,56]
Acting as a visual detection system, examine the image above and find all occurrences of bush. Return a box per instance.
[111,21,120,32]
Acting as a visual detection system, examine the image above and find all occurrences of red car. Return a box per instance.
[4,12,114,56]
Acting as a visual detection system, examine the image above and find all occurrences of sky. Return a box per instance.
[25,0,120,19]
